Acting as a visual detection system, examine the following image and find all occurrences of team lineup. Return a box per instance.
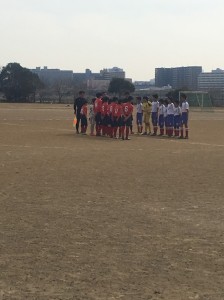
[73,91,189,140]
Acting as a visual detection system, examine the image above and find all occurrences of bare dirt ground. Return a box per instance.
[0,104,224,300]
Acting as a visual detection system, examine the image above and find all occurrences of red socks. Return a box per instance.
[174,129,179,137]
[180,128,184,138]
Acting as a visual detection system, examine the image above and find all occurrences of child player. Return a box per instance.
[151,94,159,136]
[108,97,116,138]
[94,92,102,136]
[164,99,168,136]
[101,96,109,136]
[136,96,143,134]
[174,100,181,137]
[122,96,133,140]
[167,97,175,137]
[142,96,152,135]
[158,99,165,136]
[111,97,119,138]
[80,100,88,135]
[180,93,189,139]
[89,98,96,136]
[130,100,134,135]
[117,100,124,139]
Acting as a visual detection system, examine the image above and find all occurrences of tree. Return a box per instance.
[108,78,135,97]
[0,63,44,102]
[54,78,74,103]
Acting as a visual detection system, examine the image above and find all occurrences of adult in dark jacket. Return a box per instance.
[74,91,86,134]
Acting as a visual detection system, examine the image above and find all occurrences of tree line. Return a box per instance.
[0,63,135,103]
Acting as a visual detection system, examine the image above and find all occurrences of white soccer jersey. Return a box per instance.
[182,101,189,112]
[136,103,143,113]
[167,103,175,115]
[174,106,181,116]
[89,104,94,118]
[158,104,165,115]
[152,101,159,113]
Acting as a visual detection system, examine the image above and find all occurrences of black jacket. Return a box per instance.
[74,97,85,114]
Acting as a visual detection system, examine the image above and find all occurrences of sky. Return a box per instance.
[0,0,224,81]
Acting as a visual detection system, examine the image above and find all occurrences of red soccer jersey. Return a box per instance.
[113,103,122,118]
[101,102,108,116]
[80,104,87,116]
[94,98,102,113]
[106,103,110,116]
[108,102,116,116]
[123,102,133,117]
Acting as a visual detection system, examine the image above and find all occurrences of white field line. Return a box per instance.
[190,142,224,147]
[0,119,71,122]
[170,140,224,148]
[0,108,71,111]
[0,144,145,151]
[0,144,69,150]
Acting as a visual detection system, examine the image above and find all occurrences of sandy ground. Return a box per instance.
[0,104,224,300]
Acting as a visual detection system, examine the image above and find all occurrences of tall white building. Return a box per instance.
[198,69,224,106]
[198,69,224,91]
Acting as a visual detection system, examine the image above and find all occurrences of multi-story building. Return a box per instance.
[155,66,202,90]
[73,69,97,82]
[31,66,128,91]
[100,67,125,80]
[74,67,126,91]
[155,68,173,88]
[198,69,224,105]
[31,66,73,85]
[198,69,224,91]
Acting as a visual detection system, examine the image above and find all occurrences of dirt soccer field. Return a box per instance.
[0,103,224,300]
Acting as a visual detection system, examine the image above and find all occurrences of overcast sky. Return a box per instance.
[0,0,223,80]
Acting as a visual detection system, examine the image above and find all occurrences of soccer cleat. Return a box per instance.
[142,132,147,135]
[125,137,131,140]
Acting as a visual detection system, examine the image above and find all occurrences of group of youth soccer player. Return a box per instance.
[73,91,189,140]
